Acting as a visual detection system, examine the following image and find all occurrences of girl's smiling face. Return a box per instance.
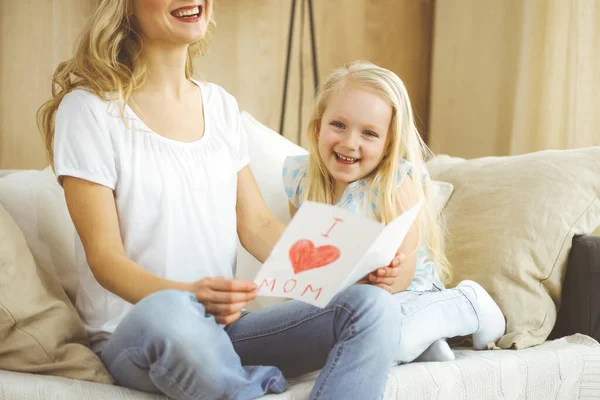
[317,84,392,192]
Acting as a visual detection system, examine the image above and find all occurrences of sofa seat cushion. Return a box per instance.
[0,369,164,400]
[383,334,600,400]
[282,334,600,400]
[1,334,598,400]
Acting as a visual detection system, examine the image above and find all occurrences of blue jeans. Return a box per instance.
[99,284,402,400]
[393,286,479,362]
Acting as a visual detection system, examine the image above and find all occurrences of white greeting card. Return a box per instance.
[254,200,422,307]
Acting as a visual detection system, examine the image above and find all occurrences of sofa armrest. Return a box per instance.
[550,235,600,342]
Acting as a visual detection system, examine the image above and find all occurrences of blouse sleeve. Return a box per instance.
[282,154,309,208]
[395,159,430,187]
[53,91,117,189]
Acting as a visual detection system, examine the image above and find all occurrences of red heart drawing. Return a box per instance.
[289,239,340,275]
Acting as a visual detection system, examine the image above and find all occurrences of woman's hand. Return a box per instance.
[357,252,406,293]
[191,277,257,325]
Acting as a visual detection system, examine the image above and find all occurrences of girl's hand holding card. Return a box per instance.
[360,253,406,292]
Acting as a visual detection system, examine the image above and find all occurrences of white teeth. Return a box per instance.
[336,152,358,162]
[174,6,199,17]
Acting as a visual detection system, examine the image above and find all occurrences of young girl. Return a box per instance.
[37,1,407,399]
[283,61,506,363]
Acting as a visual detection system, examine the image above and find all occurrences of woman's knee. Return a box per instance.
[330,285,401,341]
[118,290,223,360]
[134,289,199,319]
[333,285,396,314]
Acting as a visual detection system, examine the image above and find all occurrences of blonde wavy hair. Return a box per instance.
[303,60,452,285]
[37,0,216,168]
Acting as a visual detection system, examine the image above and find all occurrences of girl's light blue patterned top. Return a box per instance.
[282,154,443,292]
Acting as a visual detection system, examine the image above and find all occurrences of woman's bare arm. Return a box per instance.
[236,166,286,263]
[62,176,193,304]
[288,201,297,219]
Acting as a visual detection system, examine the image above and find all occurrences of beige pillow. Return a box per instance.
[0,204,113,383]
[429,147,600,349]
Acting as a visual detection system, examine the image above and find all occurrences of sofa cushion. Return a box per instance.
[428,147,600,349]
[0,203,112,383]
[0,168,78,303]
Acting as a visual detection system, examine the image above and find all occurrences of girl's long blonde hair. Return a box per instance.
[37,0,216,168]
[304,61,451,285]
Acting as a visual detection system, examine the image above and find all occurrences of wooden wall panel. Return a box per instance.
[196,0,434,148]
[313,0,434,143]
[0,0,96,169]
[195,1,292,140]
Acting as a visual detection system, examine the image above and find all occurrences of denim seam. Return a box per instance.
[228,368,287,399]
[401,292,464,319]
[110,346,200,400]
[229,303,354,343]
[314,305,356,399]
[151,350,203,400]
[108,347,144,377]
[158,374,198,400]
[457,290,481,332]
[271,369,288,393]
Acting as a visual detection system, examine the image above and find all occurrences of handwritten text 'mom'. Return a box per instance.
[257,278,323,301]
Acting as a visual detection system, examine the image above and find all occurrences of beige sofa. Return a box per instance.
[0,113,599,400]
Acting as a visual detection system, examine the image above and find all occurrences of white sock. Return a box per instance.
[415,339,455,362]
[457,280,506,350]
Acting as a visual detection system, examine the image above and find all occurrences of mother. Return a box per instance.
[37,1,404,399]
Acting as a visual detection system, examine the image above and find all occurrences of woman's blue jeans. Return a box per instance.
[100,283,480,399]
[100,285,403,400]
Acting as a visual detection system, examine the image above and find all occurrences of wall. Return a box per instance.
[0,0,97,169]
[428,0,600,158]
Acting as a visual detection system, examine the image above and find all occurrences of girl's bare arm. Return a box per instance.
[387,176,419,293]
